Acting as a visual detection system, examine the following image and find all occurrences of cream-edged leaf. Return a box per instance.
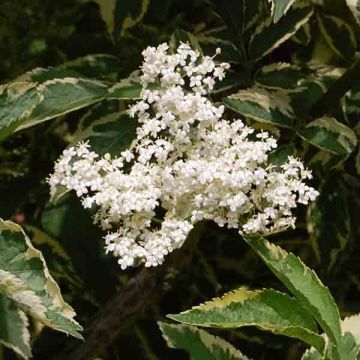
[16,77,108,131]
[298,116,357,156]
[0,82,42,141]
[255,62,310,91]
[168,288,324,352]
[342,314,360,343]
[0,219,82,339]
[159,322,250,360]
[250,3,313,60]
[223,87,294,128]
[317,13,357,61]
[346,0,360,24]
[0,293,31,359]
[244,236,342,348]
[269,0,298,23]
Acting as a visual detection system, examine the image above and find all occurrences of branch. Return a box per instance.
[55,222,204,360]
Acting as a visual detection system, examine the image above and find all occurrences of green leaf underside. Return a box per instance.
[243,236,342,347]
[250,3,313,60]
[298,117,357,156]
[16,77,109,131]
[158,322,249,360]
[0,219,82,339]
[168,288,324,352]
[223,88,294,128]
[0,82,42,141]
[0,293,31,359]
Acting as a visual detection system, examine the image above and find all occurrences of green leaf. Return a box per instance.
[168,288,324,352]
[223,87,294,128]
[0,219,82,339]
[346,83,360,114]
[25,225,83,295]
[342,314,360,344]
[170,29,203,54]
[269,0,298,23]
[16,67,82,83]
[93,0,116,33]
[199,37,241,64]
[58,54,121,79]
[74,112,138,156]
[302,315,360,360]
[310,177,352,271]
[346,0,360,24]
[268,144,297,168]
[114,0,149,38]
[16,77,109,131]
[243,236,342,346]
[255,63,310,91]
[158,322,250,360]
[330,332,360,360]
[18,55,121,82]
[301,347,322,360]
[317,13,357,61]
[0,293,31,359]
[298,116,357,156]
[249,3,313,61]
[107,78,142,100]
[211,0,268,60]
[0,82,42,141]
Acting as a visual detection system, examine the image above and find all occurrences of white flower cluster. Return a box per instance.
[49,43,319,269]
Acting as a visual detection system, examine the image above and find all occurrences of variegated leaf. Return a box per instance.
[0,293,31,359]
[114,0,149,37]
[168,288,324,351]
[73,112,137,156]
[301,347,322,360]
[346,0,360,24]
[317,13,357,61]
[107,78,142,100]
[302,315,360,360]
[16,77,108,131]
[342,314,360,344]
[159,322,250,360]
[249,2,313,61]
[268,0,298,23]
[244,236,342,349]
[298,116,357,156]
[17,54,121,82]
[0,82,42,141]
[199,37,241,64]
[255,62,310,91]
[223,87,294,128]
[0,219,82,339]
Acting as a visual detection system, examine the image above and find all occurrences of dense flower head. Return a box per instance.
[49,42,319,269]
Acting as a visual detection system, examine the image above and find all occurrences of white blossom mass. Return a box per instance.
[49,43,319,269]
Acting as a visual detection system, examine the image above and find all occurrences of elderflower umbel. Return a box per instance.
[49,42,319,269]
